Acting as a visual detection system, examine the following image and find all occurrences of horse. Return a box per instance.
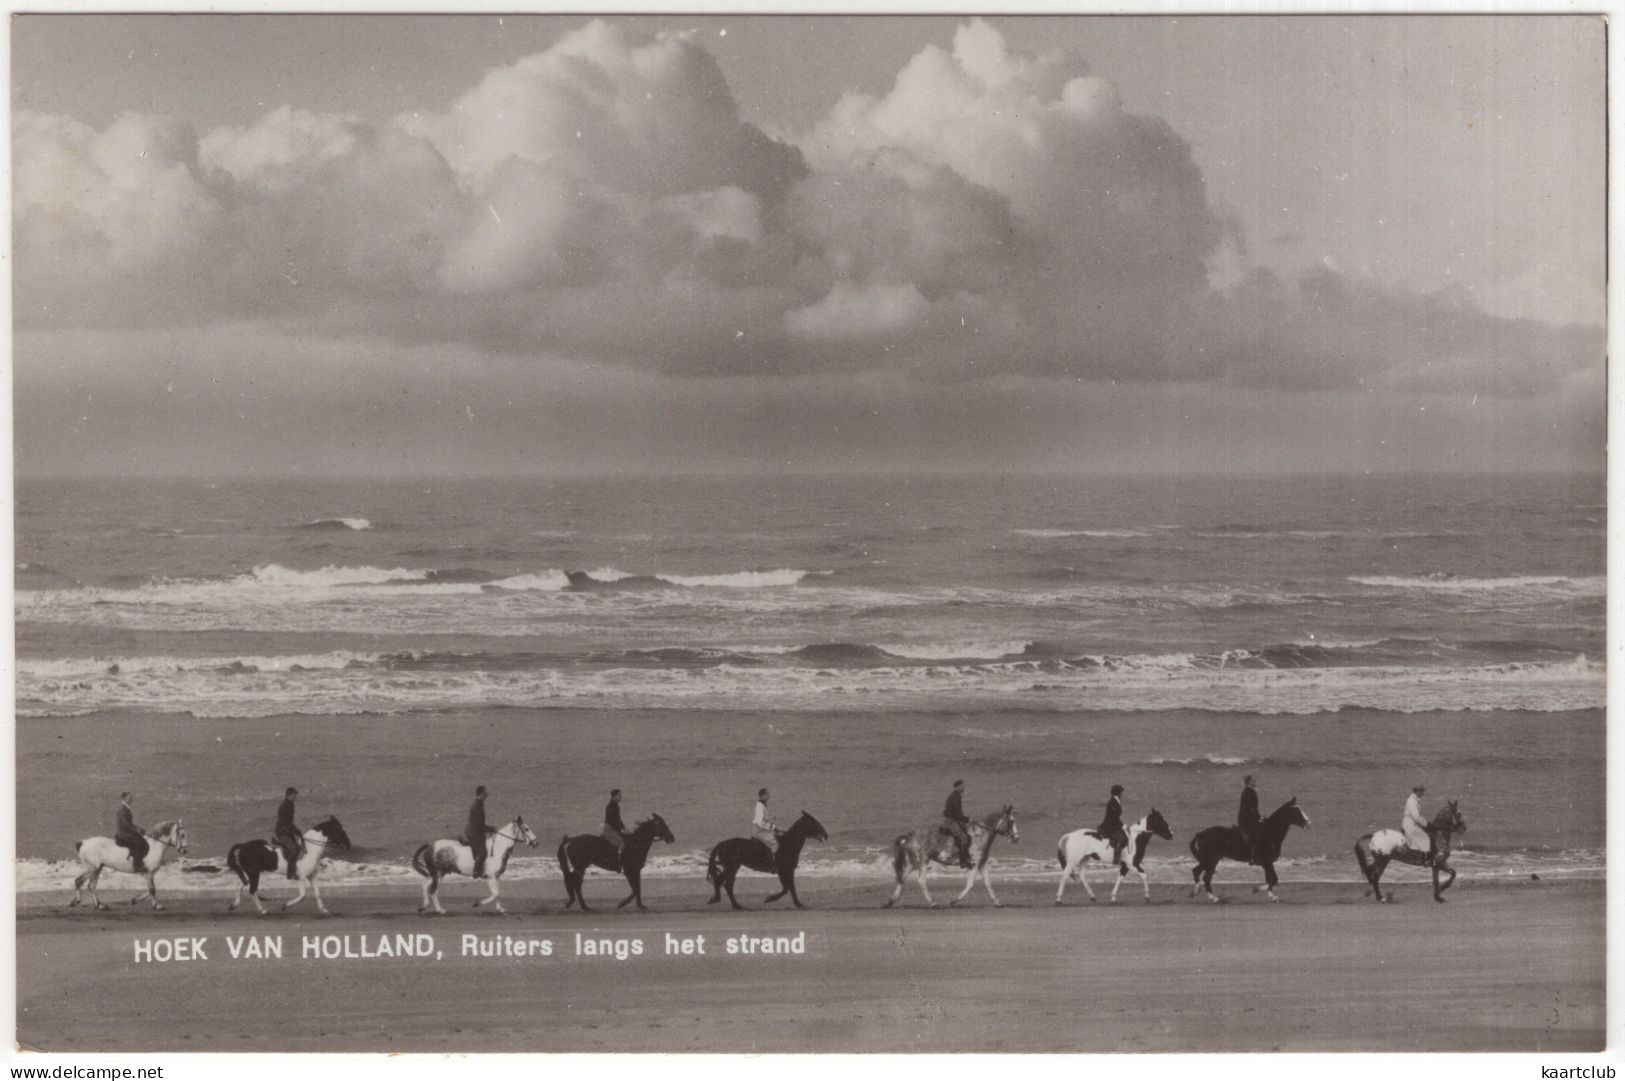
[225,816,353,916]
[69,819,189,911]
[1189,798,1312,903]
[1055,809,1174,905]
[705,810,829,910]
[1354,800,1467,903]
[411,816,540,915]
[557,814,675,912]
[883,804,1019,909]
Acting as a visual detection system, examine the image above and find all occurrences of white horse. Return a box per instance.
[412,816,539,915]
[883,805,1019,909]
[1055,809,1174,905]
[226,816,353,915]
[69,819,189,911]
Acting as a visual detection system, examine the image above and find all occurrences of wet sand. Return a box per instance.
[16,876,1604,1053]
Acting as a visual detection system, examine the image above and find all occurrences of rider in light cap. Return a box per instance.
[1402,784,1433,862]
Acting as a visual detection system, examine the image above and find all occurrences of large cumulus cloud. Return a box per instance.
[13,18,1601,396]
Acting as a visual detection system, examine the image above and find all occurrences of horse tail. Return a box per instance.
[226,843,248,885]
[74,839,82,856]
[410,843,433,879]
[1353,836,1372,878]
[891,835,909,879]
[1056,841,1067,867]
[1188,834,1201,861]
[556,836,571,877]
[705,844,721,885]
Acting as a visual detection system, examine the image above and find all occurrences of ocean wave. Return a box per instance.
[1349,574,1605,595]
[16,649,1603,718]
[1145,754,1250,766]
[297,517,372,531]
[1013,529,1150,539]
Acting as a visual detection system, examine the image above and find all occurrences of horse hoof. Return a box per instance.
[67,899,80,908]
[1435,896,1447,904]
[152,904,164,911]
[881,901,895,910]
[992,901,1003,908]
[707,897,719,905]
[97,903,110,911]
[1089,896,1097,904]
[928,902,939,909]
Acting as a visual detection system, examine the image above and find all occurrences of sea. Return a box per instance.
[14,473,1606,895]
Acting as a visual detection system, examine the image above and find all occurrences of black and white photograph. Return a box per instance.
[9,11,1609,1057]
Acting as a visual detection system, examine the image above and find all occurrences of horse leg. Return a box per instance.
[917,865,938,909]
[708,859,725,905]
[883,867,904,909]
[1434,863,1455,903]
[765,868,789,905]
[1110,862,1126,904]
[981,863,1002,908]
[1262,862,1280,903]
[575,872,594,913]
[1202,862,1220,903]
[1138,865,1152,904]
[724,868,744,911]
[88,868,108,911]
[1189,860,1203,899]
[70,869,87,908]
[144,871,163,911]
[477,874,504,915]
[311,877,329,916]
[950,863,976,907]
[1078,859,1098,903]
[283,877,309,911]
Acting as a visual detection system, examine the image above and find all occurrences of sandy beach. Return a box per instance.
[16,875,1603,1053]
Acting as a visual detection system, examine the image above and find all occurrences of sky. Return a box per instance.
[10,15,1607,476]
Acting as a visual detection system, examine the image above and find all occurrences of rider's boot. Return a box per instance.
[473,859,486,880]
[286,846,300,878]
[957,839,973,869]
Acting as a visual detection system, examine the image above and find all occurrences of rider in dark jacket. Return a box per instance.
[274,787,303,879]
[463,786,490,878]
[1097,784,1128,862]
[114,792,148,873]
[941,780,972,868]
[1237,775,1261,862]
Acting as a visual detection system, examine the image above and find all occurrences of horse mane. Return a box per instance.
[150,819,180,837]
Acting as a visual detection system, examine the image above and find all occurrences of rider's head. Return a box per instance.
[758,787,769,801]
[475,785,488,799]
[1413,784,1426,795]
[120,791,132,803]
[610,788,621,801]
[1244,774,1256,787]
[954,779,965,790]
[285,787,298,798]
[1110,784,1124,796]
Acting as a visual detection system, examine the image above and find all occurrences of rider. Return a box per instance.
[1237,774,1261,863]
[114,791,148,874]
[941,779,972,869]
[274,786,304,879]
[463,785,492,879]
[752,787,777,856]
[602,788,627,851]
[1097,783,1128,863]
[1402,784,1434,864]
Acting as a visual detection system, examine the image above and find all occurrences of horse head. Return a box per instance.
[1435,800,1466,835]
[153,820,189,854]
[512,816,540,848]
[1287,799,1311,830]
[796,810,829,842]
[994,804,1019,843]
[315,816,353,848]
[1145,808,1174,841]
[640,814,675,845]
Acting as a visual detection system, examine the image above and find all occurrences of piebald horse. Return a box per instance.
[883,804,1019,909]
[557,814,675,912]
[1354,800,1466,903]
[226,816,353,915]
[1055,809,1174,904]
[69,819,189,911]
[412,816,540,915]
[705,810,829,910]
[1189,797,1311,903]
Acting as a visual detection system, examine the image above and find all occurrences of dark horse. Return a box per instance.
[1354,800,1466,903]
[557,814,675,912]
[706,810,829,910]
[1189,798,1311,903]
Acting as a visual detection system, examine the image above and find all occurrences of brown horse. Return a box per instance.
[883,804,1019,908]
[1354,800,1466,903]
